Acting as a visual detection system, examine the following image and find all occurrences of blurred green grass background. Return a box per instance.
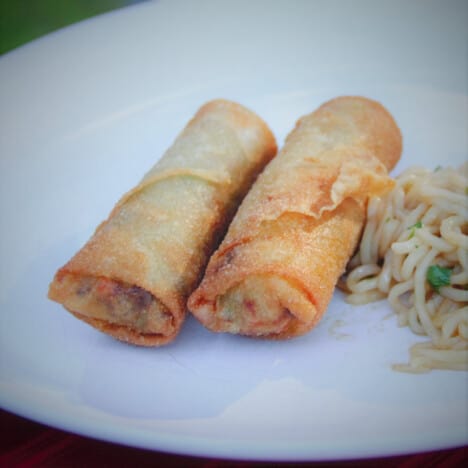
[0,0,145,55]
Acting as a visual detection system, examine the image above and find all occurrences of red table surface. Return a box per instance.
[0,409,466,468]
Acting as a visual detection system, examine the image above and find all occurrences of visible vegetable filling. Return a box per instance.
[61,275,174,335]
[218,275,297,335]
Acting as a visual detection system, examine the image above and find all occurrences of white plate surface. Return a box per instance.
[0,0,467,461]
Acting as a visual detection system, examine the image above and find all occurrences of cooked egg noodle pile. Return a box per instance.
[343,163,468,372]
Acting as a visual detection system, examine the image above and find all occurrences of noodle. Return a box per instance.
[341,164,468,372]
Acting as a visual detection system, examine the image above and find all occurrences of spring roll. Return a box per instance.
[188,96,402,339]
[48,99,277,346]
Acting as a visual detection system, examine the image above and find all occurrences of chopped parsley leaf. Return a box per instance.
[426,265,452,292]
[408,220,422,239]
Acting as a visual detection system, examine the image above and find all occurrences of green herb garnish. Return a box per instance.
[426,265,452,292]
[408,220,422,239]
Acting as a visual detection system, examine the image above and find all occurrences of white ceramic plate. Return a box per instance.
[0,0,467,461]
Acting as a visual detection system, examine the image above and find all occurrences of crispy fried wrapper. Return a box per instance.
[188,96,402,339]
[48,99,277,346]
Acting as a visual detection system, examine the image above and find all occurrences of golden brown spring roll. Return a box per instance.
[188,96,402,339]
[48,99,277,346]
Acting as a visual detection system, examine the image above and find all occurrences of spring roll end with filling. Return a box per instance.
[189,197,366,338]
